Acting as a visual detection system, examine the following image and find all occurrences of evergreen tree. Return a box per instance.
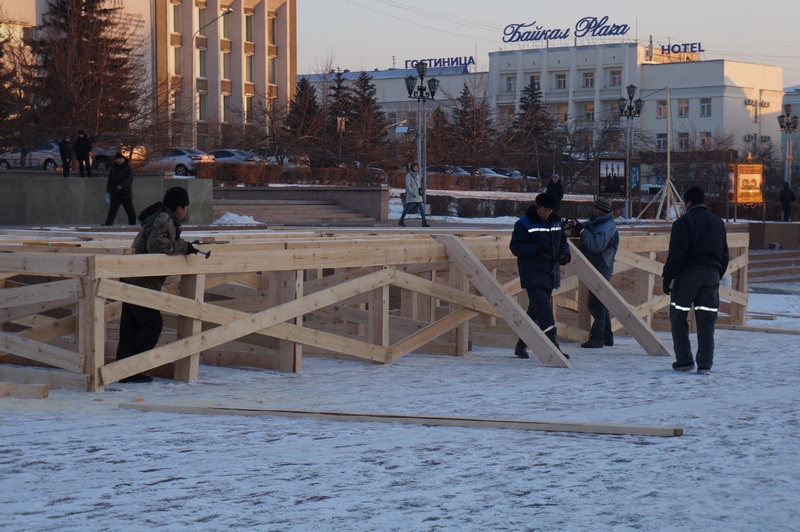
[31,0,143,136]
[509,78,554,179]
[452,83,494,173]
[287,77,321,139]
[349,71,388,167]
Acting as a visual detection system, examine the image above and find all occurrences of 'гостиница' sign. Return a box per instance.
[404,57,476,69]
[503,16,630,43]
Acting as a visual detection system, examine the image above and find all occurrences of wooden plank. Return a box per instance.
[0,381,12,396]
[716,324,800,335]
[174,274,206,382]
[0,254,88,275]
[436,234,570,368]
[0,278,81,310]
[0,332,84,373]
[0,366,89,391]
[99,268,397,383]
[11,383,49,399]
[568,240,673,357]
[119,403,684,437]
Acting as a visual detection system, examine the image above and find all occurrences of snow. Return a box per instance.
[3,199,800,530]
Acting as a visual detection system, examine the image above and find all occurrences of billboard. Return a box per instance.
[597,157,626,197]
[729,163,763,204]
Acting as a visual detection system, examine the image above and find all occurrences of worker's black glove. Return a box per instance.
[558,253,571,266]
[186,242,200,255]
[418,188,423,196]
[662,279,672,295]
[572,221,585,233]
[536,246,553,259]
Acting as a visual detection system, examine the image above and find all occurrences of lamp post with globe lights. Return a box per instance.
[777,103,799,187]
[618,84,644,217]
[405,61,439,207]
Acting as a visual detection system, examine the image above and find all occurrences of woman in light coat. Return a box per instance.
[398,163,430,227]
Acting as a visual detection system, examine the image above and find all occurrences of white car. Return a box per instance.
[0,141,62,171]
[207,149,266,165]
[142,147,215,176]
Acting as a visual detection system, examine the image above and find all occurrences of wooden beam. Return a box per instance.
[0,332,84,373]
[174,274,206,382]
[0,277,81,309]
[119,403,684,437]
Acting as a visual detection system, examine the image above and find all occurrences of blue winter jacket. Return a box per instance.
[510,204,570,290]
[577,211,619,279]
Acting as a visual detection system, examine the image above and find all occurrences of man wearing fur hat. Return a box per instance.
[662,186,728,374]
[510,192,571,359]
[114,186,201,383]
[570,196,619,349]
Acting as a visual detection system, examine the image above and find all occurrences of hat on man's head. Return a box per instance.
[163,187,190,211]
[551,173,560,180]
[683,186,705,204]
[593,196,613,213]
[115,152,125,159]
[535,193,556,209]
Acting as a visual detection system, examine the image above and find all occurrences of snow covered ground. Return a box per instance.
[2,200,800,531]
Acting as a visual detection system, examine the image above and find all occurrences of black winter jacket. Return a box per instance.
[510,204,570,290]
[106,159,134,199]
[662,204,729,285]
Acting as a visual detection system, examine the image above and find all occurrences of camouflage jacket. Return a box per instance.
[125,202,190,291]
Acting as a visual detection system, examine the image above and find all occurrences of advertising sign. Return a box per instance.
[597,157,626,197]
[734,163,763,203]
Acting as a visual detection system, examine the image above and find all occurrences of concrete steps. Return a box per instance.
[748,250,800,283]
[212,199,378,225]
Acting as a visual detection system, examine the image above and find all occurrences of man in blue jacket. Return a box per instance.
[662,186,729,374]
[510,193,571,359]
[571,197,619,348]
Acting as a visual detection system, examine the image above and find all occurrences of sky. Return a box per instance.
[297,0,800,89]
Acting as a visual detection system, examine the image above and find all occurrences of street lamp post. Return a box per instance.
[190,7,233,148]
[777,103,799,187]
[618,84,644,218]
[405,61,439,207]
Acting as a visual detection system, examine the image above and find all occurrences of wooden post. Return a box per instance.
[449,262,470,356]
[368,267,389,350]
[173,273,206,382]
[79,257,105,392]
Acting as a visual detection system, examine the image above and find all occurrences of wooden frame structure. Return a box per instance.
[0,227,750,392]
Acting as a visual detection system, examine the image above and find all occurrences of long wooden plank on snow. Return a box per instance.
[119,403,684,437]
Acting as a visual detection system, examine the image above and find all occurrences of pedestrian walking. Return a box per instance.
[104,152,136,225]
[510,193,571,359]
[74,130,92,177]
[398,162,430,227]
[545,173,564,214]
[115,187,202,383]
[58,133,72,178]
[662,186,729,374]
[779,182,795,222]
[570,196,619,348]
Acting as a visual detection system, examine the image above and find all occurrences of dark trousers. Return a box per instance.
[116,302,163,361]
[77,155,91,177]
[781,205,792,222]
[105,197,136,225]
[62,158,71,178]
[517,287,559,348]
[399,201,427,223]
[588,292,613,343]
[669,269,720,369]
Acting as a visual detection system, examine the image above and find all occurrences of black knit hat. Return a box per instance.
[163,187,190,211]
[535,193,556,209]
[683,186,705,204]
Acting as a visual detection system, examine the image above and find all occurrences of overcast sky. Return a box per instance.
[297,0,800,88]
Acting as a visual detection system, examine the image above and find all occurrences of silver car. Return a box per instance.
[0,141,62,171]
[207,149,266,165]
[142,147,215,176]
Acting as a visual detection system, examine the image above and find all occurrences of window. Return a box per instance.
[245,14,253,41]
[172,4,181,33]
[556,104,568,122]
[555,73,567,90]
[583,103,594,120]
[678,99,689,118]
[610,70,622,87]
[223,94,231,122]
[246,55,254,82]
[505,76,516,93]
[170,91,181,117]
[700,131,712,149]
[582,71,594,89]
[198,92,207,121]
[700,98,711,117]
[222,9,232,39]
[269,57,277,84]
[197,7,207,36]
[529,75,540,91]
[656,100,667,119]
[222,53,231,80]
[656,133,668,151]
[245,95,254,124]
[269,16,277,45]
[198,49,206,78]
[677,132,689,150]
[171,46,180,75]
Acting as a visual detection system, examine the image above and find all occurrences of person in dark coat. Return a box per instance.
[570,196,619,348]
[104,152,136,225]
[779,182,795,222]
[115,187,200,383]
[662,186,729,374]
[510,193,571,359]
[74,130,92,177]
[545,173,564,214]
[58,133,72,178]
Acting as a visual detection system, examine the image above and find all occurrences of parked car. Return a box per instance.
[251,145,310,169]
[142,147,214,176]
[475,167,509,178]
[207,149,266,165]
[93,145,147,172]
[0,141,62,171]
[426,165,469,176]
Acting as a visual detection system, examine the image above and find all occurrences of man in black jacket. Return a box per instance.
[510,193,571,359]
[779,182,795,222]
[74,130,92,177]
[104,152,136,225]
[662,186,729,374]
[58,133,72,178]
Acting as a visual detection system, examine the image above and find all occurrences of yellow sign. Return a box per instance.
[730,163,763,203]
